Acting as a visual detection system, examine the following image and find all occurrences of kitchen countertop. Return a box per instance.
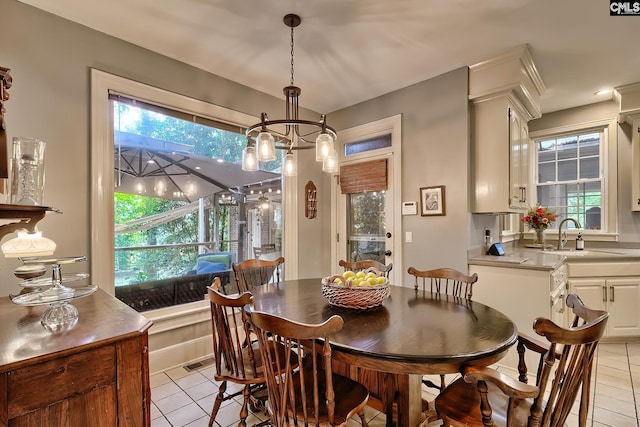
[468,246,640,271]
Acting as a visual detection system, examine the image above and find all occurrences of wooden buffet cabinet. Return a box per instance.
[0,289,153,426]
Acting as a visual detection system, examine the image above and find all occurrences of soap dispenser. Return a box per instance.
[576,232,584,251]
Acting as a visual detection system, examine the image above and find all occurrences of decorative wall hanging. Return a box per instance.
[305,181,317,219]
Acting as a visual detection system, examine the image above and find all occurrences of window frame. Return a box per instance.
[528,118,618,241]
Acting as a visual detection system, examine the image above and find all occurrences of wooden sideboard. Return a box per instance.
[0,289,153,426]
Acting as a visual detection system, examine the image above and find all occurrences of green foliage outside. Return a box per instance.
[113,102,247,284]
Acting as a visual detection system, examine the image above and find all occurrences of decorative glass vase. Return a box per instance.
[534,229,545,247]
[9,137,46,206]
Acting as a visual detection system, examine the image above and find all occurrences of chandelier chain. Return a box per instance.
[290,25,295,86]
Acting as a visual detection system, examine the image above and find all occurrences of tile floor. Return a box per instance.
[150,341,640,427]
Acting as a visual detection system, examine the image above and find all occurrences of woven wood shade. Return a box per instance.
[340,159,387,194]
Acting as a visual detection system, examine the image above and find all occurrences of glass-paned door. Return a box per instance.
[347,191,387,263]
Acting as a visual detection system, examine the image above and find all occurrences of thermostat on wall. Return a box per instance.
[402,201,418,215]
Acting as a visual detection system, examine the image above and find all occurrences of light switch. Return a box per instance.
[405,232,412,243]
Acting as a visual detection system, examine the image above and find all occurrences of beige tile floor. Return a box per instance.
[150,341,640,427]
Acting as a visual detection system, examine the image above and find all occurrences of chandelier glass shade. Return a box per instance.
[241,14,338,176]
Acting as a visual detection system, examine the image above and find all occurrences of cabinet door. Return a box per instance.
[606,278,640,337]
[569,278,607,314]
[509,107,530,210]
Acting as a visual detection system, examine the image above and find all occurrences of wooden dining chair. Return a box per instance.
[232,256,285,293]
[408,266,479,391]
[408,266,478,299]
[338,259,393,278]
[250,310,370,427]
[207,277,293,427]
[434,293,608,427]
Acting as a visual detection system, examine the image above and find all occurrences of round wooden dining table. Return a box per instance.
[250,278,518,427]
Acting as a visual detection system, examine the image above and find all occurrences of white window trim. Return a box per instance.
[528,118,618,241]
[90,69,261,313]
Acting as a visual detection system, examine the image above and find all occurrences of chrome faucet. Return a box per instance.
[557,218,581,250]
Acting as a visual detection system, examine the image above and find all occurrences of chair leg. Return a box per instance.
[209,380,227,427]
[358,409,368,427]
[237,384,251,427]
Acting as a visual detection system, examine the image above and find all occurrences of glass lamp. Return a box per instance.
[282,151,296,176]
[256,132,276,162]
[242,145,258,171]
[315,132,334,162]
[322,149,339,173]
[1,229,56,258]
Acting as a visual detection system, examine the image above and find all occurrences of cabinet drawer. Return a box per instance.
[7,345,117,418]
[567,262,640,278]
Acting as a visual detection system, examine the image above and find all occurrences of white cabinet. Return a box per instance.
[471,96,532,213]
[630,116,640,211]
[616,82,640,211]
[570,277,640,337]
[468,45,544,214]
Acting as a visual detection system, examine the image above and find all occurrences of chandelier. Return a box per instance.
[241,14,339,177]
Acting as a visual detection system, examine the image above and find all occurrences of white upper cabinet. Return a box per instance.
[617,83,640,211]
[469,45,545,214]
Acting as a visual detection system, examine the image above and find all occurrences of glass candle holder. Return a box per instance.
[9,137,46,206]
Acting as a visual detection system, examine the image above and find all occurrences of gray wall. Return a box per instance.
[329,68,471,281]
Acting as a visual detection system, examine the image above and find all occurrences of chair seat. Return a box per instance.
[290,369,369,426]
[435,375,538,427]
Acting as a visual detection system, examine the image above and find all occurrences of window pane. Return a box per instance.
[538,162,556,183]
[579,133,600,157]
[345,134,392,156]
[580,157,599,179]
[538,140,556,163]
[557,136,577,160]
[112,100,282,311]
[537,182,602,230]
[557,159,577,181]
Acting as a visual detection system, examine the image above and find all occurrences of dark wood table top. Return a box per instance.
[250,279,518,375]
[0,289,153,371]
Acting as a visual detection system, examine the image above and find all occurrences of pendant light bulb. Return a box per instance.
[256,132,276,162]
[242,145,258,171]
[322,149,339,173]
[283,151,297,177]
[315,132,334,162]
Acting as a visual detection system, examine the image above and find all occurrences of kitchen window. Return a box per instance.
[529,118,618,237]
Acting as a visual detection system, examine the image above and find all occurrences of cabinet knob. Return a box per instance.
[384,250,392,256]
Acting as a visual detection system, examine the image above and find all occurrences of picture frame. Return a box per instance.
[420,185,446,216]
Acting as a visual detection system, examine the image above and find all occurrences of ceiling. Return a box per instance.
[19,0,640,115]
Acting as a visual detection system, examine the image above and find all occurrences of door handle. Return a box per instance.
[610,286,615,302]
[602,286,607,302]
[384,250,392,256]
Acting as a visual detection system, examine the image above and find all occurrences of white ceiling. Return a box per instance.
[19,0,640,114]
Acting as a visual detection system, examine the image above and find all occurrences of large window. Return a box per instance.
[91,70,286,312]
[535,128,605,231]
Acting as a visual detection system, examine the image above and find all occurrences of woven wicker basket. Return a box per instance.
[321,274,390,309]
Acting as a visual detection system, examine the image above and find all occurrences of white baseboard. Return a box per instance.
[149,335,213,375]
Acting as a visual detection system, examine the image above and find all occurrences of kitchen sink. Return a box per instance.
[547,249,593,256]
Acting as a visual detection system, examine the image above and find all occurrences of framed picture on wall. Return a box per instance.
[420,185,445,216]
